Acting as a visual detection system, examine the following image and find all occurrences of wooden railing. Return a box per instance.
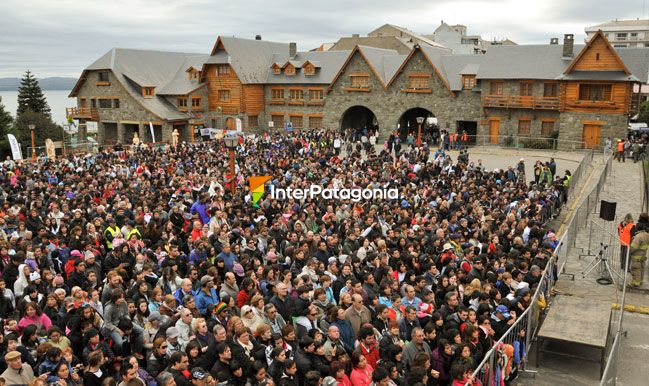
[482,95,559,110]
[66,107,98,120]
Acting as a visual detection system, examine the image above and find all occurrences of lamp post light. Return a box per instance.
[28,124,36,160]
[416,116,424,147]
[223,135,238,194]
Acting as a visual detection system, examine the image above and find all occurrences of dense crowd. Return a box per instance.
[0,129,571,386]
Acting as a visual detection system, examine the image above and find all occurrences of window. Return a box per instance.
[98,99,112,108]
[217,65,229,75]
[285,66,296,76]
[218,90,230,102]
[490,81,503,95]
[113,99,120,109]
[409,75,430,89]
[309,89,324,102]
[191,98,201,107]
[613,44,628,48]
[616,33,628,40]
[578,84,612,101]
[518,119,531,136]
[289,89,304,101]
[80,98,87,108]
[248,115,259,128]
[178,98,188,108]
[91,99,96,108]
[303,64,315,76]
[98,72,110,82]
[519,81,533,96]
[289,115,303,128]
[308,116,323,129]
[543,83,558,97]
[631,32,638,40]
[462,75,476,90]
[272,66,281,75]
[271,89,284,100]
[143,87,155,97]
[189,70,200,80]
[541,121,554,137]
[271,114,284,127]
[350,75,369,88]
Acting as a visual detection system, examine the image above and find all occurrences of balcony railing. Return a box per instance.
[66,107,98,120]
[482,95,559,110]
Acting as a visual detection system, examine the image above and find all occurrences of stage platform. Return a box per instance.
[535,295,611,377]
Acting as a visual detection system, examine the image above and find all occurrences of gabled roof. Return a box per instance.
[206,36,289,84]
[358,45,407,84]
[369,24,447,49]
[564,30,630,74]
[386,45,454,95]
[158,54,210,95]
[616,48,649,83]
[70,48,205,120]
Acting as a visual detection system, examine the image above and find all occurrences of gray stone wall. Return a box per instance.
[558,112,627,148]
[261,84,327,131]
[324,49,482,140]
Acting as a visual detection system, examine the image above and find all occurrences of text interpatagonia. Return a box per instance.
[269,184,399,202]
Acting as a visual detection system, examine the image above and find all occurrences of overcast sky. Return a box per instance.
[1,0,648,78]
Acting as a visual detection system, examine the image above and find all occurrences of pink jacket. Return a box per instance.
[18,313,52,334]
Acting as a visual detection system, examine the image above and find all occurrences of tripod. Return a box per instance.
[582,243,622,285]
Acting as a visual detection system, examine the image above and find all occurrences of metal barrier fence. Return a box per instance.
[458,134,599,152]
[470,152,611,384]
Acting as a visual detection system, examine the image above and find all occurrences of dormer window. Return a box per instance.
[143,87,155,97]
[285,65,296,76]
[217,65,229,75]
[303,63,315,76]
[271,64,282,75]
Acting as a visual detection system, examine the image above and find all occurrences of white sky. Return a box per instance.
[0,0,647,78]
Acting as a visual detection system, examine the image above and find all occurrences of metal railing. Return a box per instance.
[470,152,610,384]
[445,134,600,151]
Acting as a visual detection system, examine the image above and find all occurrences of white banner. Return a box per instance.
[236,118,242,133]
[148,122,156,143]
[7,134,22,160]
[86,121,98,134]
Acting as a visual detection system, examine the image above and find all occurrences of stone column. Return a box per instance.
[138,122,147,143]
[117,122,125,144]
[97,122,105,144]
[161,123,173,143]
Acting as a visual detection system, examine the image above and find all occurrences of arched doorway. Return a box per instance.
[397,107,435,141]
[340,106,379,137]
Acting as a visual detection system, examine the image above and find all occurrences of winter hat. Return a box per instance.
[214,302,228,315]
[166,326,180,339]
[53,275,65,286]
[29,272,41,281]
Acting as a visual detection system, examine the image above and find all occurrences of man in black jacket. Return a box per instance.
[294,337,315,380]
[270,283,294,322]
[210,342,232,383]
[165,352,191,386]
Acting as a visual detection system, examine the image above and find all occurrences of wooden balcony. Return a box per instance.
[66,107,98,120]
[482,95,559,110]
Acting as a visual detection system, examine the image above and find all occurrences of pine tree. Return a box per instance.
[16,70,51,119]
[0,99,15,158]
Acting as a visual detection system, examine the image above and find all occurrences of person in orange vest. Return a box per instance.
[617,139,626,162]
[460,130,468,149]
[618,213,636,270]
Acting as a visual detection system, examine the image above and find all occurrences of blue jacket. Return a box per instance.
[217,251,238,271]
[190,201,210,224]
[194,288,219,316]
[332,319,355,354]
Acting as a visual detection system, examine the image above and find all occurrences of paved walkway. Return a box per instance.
[522,158,649,385]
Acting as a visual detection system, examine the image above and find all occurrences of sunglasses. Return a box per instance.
[160,345,168,349]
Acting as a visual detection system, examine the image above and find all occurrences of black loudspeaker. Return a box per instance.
[600,200,617,221]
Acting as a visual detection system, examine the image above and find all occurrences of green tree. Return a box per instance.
[639,101,649,125]
[0,99,14,158]
[16,70,51,119]
[14,109,62,152]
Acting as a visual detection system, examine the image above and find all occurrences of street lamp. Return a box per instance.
[28,124,36,160]
[416,116,424,147]
[224,135,238,194]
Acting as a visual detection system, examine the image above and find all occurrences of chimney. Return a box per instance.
[255,35,262,40]
[563,34,574,57]
[352,33,360,38]
[550,37,559,45]
[289,42,297,58]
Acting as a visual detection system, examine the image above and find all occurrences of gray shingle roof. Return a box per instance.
[266,50,350,84]
[476,44,585,79]
[616,48,649,83]
[212,37,289,84]
[356,46,405,84]
[157,55,210,95]
[82,48,206,120]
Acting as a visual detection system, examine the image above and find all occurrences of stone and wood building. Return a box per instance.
[68,30,649,148]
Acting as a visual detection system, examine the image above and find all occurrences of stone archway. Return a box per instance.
[397,107,435,140]
[340,105,379,133]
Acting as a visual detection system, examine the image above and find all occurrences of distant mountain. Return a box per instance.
[0,77,77,91]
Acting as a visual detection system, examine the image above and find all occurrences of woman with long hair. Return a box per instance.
[146,337,169,378]
[49,360,82,386]
[83,350,107,386]
[349,350,373,386]
[17,301,52,335]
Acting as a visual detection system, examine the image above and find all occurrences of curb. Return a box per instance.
[611,303,649,315]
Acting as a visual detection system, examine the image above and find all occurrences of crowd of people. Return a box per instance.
[0,129,572,386]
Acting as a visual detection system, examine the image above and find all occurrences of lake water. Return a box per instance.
[0,90,76,125]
